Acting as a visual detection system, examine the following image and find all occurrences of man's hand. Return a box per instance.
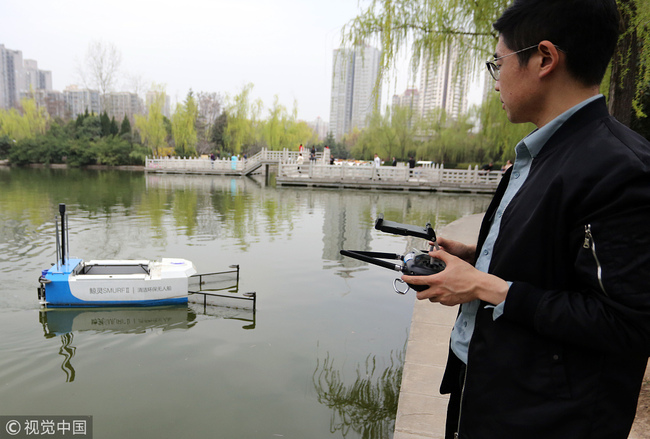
[402,247,510,306]
[436,236,476,264]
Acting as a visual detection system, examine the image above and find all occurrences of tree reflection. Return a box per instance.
[313,346,405,439]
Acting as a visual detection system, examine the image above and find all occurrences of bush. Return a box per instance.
[94,137,149,166]
[9,137,45,165]
[67,140,97,167]
[0,135,12,159]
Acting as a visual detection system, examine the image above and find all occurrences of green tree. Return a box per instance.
[210,112,228,151]
[93,136,149,166]
[120,115,131,136]
[224,83,255,155]
[350,105,419,161]
[172,90,199,157]
[417,110,479,165]
[110,116,119,136]
[100,111,111,137]
[135,85,170,156]
[261,95,289,149]
[323,132,349,159]
[0,135,11,159]
[476,93,533,162]
[77,114,102,140]
[0,97,49,141]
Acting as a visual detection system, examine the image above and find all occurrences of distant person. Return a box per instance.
[297,153,304,174]
[310,146,316,161]
[502,160,513,171]
[481,162,494,172]
[408,156,415,169]
[373,154,382,180]
[392,157,397,166]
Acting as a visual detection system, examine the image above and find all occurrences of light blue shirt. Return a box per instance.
[450,95,602,365]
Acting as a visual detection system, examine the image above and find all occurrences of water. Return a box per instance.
[0,167,491,438]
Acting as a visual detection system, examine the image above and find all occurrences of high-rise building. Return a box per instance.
[105,92,144,121]
[20,89,67,119]
[392,88,420,112]
[0,46,53,110]
[329,46,381,140]
[63,85,101,118]
[22,59,52,92]
[0,44,24,109]
[418,44,470,120]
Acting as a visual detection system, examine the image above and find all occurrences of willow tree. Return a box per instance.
[351,105,418,160]
[172,91,199,157]
[343,0,505,95]
[135,85,169,156]
[0,97,49,141]
[224,83,255,155]
[343,0,649,127]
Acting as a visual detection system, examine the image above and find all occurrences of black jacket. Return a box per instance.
[442,98,650,438]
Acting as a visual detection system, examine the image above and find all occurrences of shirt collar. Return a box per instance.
[519,94,603,158]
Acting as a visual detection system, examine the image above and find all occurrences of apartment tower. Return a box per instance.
[329,46,381,140]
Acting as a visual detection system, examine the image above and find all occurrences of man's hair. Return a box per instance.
[493,0,620,86]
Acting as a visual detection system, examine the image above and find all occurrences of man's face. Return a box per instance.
[493,35,539,125]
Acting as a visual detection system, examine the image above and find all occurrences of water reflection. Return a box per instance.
[59,333,76,383]
[39,306,195,383]
[39,302,257,383]
[313,346,405,439]
[39,306,196,337]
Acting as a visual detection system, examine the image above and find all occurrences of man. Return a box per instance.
[374,153,382,179]
[402,1,650,438]
[297,153,304,174]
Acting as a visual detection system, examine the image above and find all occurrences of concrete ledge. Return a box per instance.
[394,214,483,439]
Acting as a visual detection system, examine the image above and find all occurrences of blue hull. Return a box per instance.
[39,259,189,308]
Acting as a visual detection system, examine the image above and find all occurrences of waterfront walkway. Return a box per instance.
[145,149,503,194]
[394,214,482,439]
[394,213,649,439]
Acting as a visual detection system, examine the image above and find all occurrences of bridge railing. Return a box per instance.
[146,156,245,172]
[145,148,326,173]
[278,161,503,186]
[146,149,502,187]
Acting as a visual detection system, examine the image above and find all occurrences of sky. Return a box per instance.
[1,0,421,122]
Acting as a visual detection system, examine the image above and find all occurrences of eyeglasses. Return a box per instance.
[485,44,540,81]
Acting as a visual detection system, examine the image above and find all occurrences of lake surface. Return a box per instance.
[0,167,491,439]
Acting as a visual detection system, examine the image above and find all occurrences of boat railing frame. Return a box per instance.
[189,264,256,311]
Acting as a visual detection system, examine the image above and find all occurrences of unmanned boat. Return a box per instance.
[38,204,196,307]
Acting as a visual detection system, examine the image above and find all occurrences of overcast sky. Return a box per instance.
[1,0,421,122]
